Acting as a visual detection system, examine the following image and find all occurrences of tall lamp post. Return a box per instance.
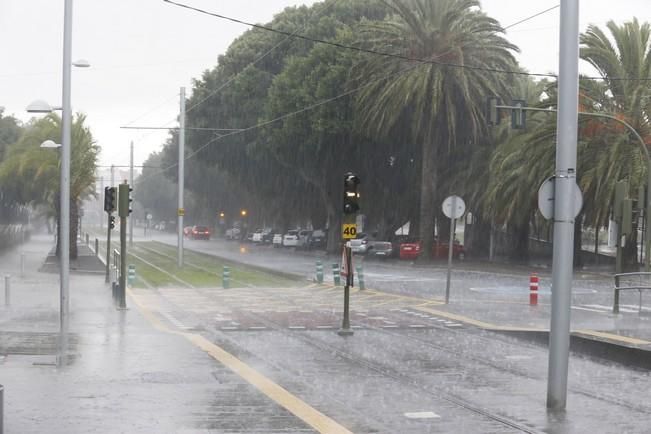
[26,0,88,366]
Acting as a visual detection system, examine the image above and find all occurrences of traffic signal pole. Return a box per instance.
[105,213,111,283]
[177,87,185,268]
[547,0,579,411]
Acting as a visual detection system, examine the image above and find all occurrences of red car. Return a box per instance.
[190,225,211,240]
[399,240,465,260]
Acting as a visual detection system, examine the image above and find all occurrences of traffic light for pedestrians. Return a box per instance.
[109,215,116,230]
[104,187,117,213]
[118,183,133,218]
[343,172,360,215]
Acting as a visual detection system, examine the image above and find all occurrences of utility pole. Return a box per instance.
[129,141,134,247]
[99,176,104,229]
[110,164,115,188]
[547,0,580,411]
[177,87,185,267]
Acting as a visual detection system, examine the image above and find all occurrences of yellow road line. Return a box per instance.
[127,288,353,434]
[574,329,651,346]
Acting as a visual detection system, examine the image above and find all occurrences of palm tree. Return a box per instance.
[354,0,518,258]
[0,113,98,258]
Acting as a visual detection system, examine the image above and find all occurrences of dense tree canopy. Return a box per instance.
[139,0,651,263]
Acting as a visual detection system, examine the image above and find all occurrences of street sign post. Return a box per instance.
[442,195,466,304]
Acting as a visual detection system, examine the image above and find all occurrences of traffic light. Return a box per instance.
[487,97,501,126]
[109,215,116,230]
[118,183,133,218]
[511,99,527,129]
[104,187,117,213]
[343,172,360,215]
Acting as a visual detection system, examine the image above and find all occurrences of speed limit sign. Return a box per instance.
[342,224,357,239]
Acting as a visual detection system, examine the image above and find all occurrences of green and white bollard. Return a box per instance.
[315,260,324,284]
[332,263,341,286]
[355,264,365,290]
[127,265,136,286]
[223,266,231,289]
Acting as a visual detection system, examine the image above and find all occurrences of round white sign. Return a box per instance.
[537,176,583,220]
[146,213,153,220]
[442,195,466,219]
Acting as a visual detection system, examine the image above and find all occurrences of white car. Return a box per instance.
[225,227,241,240]
[251,229,264,243]
[272,233,283,248]
[283,230,299,247]
[349,238,369,254]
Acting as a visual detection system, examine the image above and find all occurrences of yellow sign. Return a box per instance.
[178,208,185,216]
[342,223,357,239]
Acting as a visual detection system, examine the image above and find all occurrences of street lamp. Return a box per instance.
[241,209,247,217]
[25,0,88,367]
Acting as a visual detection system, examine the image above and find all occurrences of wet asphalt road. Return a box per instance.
[5,232,651,433]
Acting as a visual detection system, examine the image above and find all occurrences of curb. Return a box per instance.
[492,328,651,370]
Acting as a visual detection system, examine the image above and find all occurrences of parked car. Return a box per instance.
[272,233,283,248]
[190,225,211,240]
[251,229,264,243]
[307,229,327,250]
[368,241,393,258]
[225,227,241,240]
[349,233,369,254]
[399,239,465,260]
[433,239,466,260]
[283,230,299,247]
[297,230,313,248]
[262,229,277,244]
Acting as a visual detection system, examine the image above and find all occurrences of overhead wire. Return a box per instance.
[138,3,565,181]
[163,0,651,83]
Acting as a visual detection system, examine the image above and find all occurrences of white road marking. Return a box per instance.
[316,325,334,329]
[585,304,637,313]
[382,325,399,328]
[445,324,463,328]
[408,324,426,328]
[221,326,238,330]
[289,326,306,330]
[505,355,533,360]
[404,411,441,419]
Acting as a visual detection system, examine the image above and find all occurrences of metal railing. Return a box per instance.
[613,272,651,313]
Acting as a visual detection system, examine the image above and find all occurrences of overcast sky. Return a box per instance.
[1,0,650,169]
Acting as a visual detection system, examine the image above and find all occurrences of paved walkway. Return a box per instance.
[0,235,323,433]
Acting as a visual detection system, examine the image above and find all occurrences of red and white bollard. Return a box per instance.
[529,273,539,306]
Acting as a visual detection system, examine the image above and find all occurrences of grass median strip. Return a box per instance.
[98,240,298,289]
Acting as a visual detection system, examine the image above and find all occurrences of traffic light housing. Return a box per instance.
[104,187,117,213]
[511,99,527,129]
[109,215,116,230]
[118,183,133,218]
[343,172,360,215]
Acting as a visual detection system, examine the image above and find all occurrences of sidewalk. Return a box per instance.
[0,234,316,433]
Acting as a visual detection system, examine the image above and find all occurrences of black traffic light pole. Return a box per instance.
[104,186,116,284]
[117,182,132,310]
[105,213,112,283]
[338,172,360,337]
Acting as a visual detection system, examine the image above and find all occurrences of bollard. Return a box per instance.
[356,264,365,290]
[20,252,25,278]
[4,276,9,307]
[530,272,539,306]
[332,263,341,286]
[223,266,231,289]
[315,260,324,284]
[127,265,136,286]
[95,238,99,258]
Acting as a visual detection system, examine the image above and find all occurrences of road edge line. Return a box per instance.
[126,288,353,434]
